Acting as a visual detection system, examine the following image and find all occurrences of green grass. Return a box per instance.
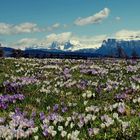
[0,58,140,139]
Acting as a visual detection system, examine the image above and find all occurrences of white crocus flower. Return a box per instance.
[65,121,69,127]
[58,126,63,131]
[86,114,92,120]
[82,93,86,98]
[92,115,96,121]
[100,123,106,128]
[34,135,39,140]
[113,103,118,109]
[133,98,137,103]
[49,126,54,130]
[67,117,71,122]
[84,101,88,105]
[70,122,75,128]
[113,113,119,119]
[93,128,99,135]
[138,97,140,103]
[61,130,67,137]
[122,121,130,132]
[92,93,95,97]
[51,130,57,137]
[87,93,92,98]
[53,120,58,125]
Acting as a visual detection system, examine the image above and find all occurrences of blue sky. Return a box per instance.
[0,0,140,49]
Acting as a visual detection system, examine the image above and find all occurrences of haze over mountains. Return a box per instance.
[1,37,140,58]
[26,40,96,53]
[26,38,140,56]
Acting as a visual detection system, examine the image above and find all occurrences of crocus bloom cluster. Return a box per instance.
[3,76,39,89]
[0,94,25,109]
[0,109,38,139]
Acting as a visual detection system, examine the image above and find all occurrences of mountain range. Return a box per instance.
[26,40,96,53]
[1,38,140,58]
[96,39,140,57]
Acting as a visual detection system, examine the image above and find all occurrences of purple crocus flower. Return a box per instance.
[43,129,49,136]
[53,104,59,111]
[88,128,93,136]
[31,111,36,118]
[62,106,68,113]
[0,117,5,123]
[0,103,8,110]
[118,105,125,114]
[115,93,127,100]
[48,113,57,121]
[40,112,46,120]
[0,94,25,110]
[15,107,21,114]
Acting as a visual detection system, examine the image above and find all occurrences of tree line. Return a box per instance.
[0,43,23,58]
[0,44,139,59]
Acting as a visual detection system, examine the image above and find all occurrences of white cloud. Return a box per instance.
[52,23,60,28]
[10,29,140,50]
[74,8,110,26]
[47,23,61,31]
[63,24,68,28]
[0,22,64,35]
[71,34,107,49]
[13,23,40,33]
[45,32,72,43]
[0,41,8,47]
[12,38,38,49]
[115,29,140,40]
[115,16,121,21]
[0,22,41,35]
[0,23,13,35]
[11,32,107,50]
[41,32,107,49]
[10,32,72,49]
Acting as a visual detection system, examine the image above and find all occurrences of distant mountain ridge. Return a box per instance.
[0,47,15,57]
[1,38,140,58]
[26,40,96,53]
[96,39,140,57]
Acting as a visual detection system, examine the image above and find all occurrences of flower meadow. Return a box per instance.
[0,58,140,140]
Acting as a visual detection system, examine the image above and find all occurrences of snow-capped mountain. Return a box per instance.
[26,38,140,56]
[26,40,96,52]
[2,38,140,58]
[49,41,74,50]
[96,39,140,56]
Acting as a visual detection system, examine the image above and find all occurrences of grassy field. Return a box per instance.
[0,58,140,140]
